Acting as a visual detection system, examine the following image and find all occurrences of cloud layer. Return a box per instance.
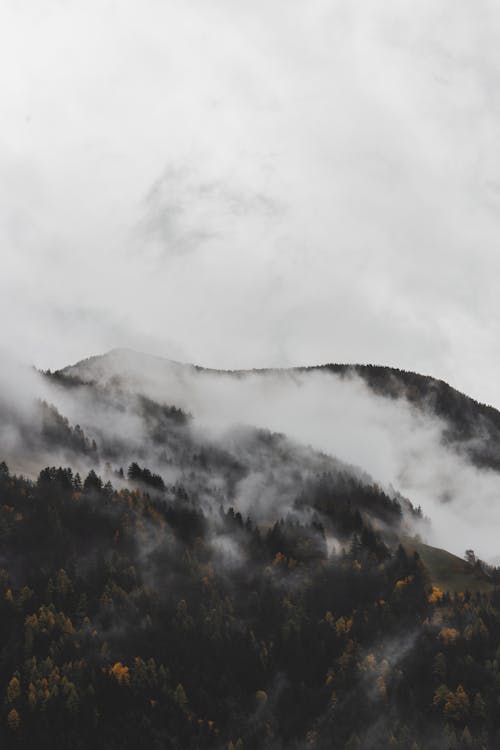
[1,0,500,406]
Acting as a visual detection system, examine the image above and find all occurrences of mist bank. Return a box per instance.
[47,348,500,560]
[1,347,498,559]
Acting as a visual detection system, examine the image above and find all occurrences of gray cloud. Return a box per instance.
[137,164,283,260]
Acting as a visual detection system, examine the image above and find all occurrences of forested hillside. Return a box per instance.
[1,351,500,748]
[0,459,499,749]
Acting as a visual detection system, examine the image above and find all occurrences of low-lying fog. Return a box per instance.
[3,348,500,561]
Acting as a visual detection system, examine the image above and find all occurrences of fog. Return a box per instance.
[17,348,497,562]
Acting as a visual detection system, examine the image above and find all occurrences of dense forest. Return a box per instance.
[0,459,499,749]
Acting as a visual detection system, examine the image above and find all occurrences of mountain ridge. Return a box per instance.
[53,348,500,473]
[58,347,500,419]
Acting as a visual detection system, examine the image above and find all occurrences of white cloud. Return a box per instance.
[1,0,500,407]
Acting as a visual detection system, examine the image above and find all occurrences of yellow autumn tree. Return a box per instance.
[363,654,377,672]
[335,616,352,637]
[433,683,451,710]
[439,627,459,646]
[444,684,470,724]
[428,586,444,604]
[7,708,21,731]
[28,682,37,709]
[394,575,414,591]
[324,611,335,626]
[6,675,21,704]
[110,662,130,686]
[434,682,470,725]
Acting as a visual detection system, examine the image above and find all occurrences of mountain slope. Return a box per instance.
[38,348,500,561]
[404,540,494,595]
[56,349,500,471]
[59,347,496,425]
[1,350,499,747]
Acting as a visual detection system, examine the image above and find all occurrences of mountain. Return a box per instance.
[1,349,500,748]
[0,346,497,560]
[40,350,419,537]
[28,349,500,558]
[58,348,500,471]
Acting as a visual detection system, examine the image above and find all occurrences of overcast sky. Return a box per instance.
[1,0,500,405]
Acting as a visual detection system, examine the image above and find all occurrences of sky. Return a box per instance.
[2,0,500,406]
